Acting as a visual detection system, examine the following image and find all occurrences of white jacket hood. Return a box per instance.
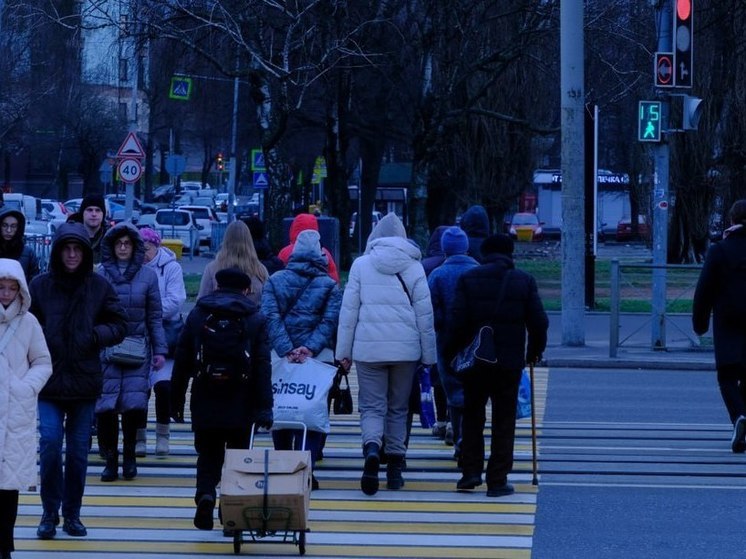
[0,258,31,315]
[368,236,422,275]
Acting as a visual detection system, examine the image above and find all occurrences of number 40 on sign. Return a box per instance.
[118,158,143,184]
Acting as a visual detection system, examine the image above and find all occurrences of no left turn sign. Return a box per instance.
[118,158,143,183]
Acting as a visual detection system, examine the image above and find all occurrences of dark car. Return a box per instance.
[616,216,650,242]
[234,196,260,220]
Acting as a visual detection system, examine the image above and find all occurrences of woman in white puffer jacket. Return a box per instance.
[336,213,436,497]
[0,258,52,559]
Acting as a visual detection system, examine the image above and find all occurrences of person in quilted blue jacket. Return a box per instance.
[261,229,341,490]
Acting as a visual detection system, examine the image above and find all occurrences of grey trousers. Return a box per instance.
[356,360,418,456]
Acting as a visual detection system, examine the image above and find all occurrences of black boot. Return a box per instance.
[101,450,119,482]
[360,442,380,496]
[122,445,137,480]
[386,454,405,490]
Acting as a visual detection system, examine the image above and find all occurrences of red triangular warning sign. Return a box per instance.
[116,132,145,158]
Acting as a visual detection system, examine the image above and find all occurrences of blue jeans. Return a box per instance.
[38,399,95,520]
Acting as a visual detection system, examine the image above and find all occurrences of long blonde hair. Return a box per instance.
[213,221,268,282]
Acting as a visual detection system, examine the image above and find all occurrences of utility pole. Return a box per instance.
[651,1,674,348]
[560,0,585,346]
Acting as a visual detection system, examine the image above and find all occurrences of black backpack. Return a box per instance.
[196,312,251,384]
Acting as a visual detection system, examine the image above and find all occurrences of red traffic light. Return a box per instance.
[676,0,691,20]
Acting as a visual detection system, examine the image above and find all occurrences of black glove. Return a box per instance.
[171,403,185,423]
[526,353,542,365]
[255,410,273,430]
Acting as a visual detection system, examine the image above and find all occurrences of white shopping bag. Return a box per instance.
[271,357,337,433]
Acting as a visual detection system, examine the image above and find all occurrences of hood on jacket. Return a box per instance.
[368,235,422,275]
[288,229,328,274]
[288,214,319,244]
[101,222,145,270]
[50,222,93,276]
[0,207,27,258]
[145,245,178,272]
[0,207,26,236]
[196,289,258,317]
[0,257,31,313]
[460,205,490,238]
[365,213,407,253]
[425,226,449,257]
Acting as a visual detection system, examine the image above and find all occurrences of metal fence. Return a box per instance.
[25,234,54,273]
[608,260,703,357]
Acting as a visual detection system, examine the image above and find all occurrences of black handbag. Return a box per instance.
[332,367,353,415]
[450,271,511,375]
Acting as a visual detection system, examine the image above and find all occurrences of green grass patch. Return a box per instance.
[185,273,201,302]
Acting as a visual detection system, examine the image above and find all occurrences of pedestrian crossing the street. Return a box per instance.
[16,367,548,558]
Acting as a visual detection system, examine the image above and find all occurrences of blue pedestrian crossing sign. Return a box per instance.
[169,77,193,101]
[253,172,269,190]
[251,149,265,171]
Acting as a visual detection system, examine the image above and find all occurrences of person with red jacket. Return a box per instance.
[278,214,339,283]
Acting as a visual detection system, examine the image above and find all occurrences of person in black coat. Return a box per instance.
[28,222,128,539]
[459,205,490,263]
[444,234,547,497]
[693,199,746,452]
[243,216,285,276]
[171,267,273,531]
[0,207,39,282]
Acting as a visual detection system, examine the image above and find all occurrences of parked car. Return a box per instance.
[40,199,68,222]
[616,215,650,242]
[509,212,544,242]
[153,209,202,255]
[152,184,176,203]
[234,196,260,220]
[349,211,383,238]
[178,204,221,245]
[105,194,142,222]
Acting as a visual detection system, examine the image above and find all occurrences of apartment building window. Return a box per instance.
[119,58,128,82]
[119,103,128,121]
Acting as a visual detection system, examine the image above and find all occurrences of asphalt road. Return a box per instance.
[532,367,746,558]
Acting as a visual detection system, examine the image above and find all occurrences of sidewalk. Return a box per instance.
[544,311,715,370]
[178,255,715,371]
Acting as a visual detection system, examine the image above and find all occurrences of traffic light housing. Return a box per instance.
[638,101,662,142]
[674,0,693,87]
[682,95,703,130]
[216,152,224,172]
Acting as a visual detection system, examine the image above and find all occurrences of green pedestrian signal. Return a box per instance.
[638,101,662,142]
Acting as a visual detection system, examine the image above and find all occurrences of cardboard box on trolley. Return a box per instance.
[220,448,312,532]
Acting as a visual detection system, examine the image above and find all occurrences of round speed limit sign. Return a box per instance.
[118,158,143,183]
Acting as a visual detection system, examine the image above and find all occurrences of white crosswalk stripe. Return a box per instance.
[17,367,548,558]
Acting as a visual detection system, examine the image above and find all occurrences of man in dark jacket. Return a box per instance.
[459,204,490,263]
[445,233,547,497]
[693,199,746,452]
[29,222,128,539]
[171,267,273,531]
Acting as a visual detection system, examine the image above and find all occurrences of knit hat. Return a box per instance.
[440,226,469,256]
[481,234,514,256]
[216,267,252,291]
[139,227,161,246]
[292,229,322,257]
[80,193,106,214]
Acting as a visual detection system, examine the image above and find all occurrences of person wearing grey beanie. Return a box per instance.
[261,228,342,490]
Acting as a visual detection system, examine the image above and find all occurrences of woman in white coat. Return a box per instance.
[336,213,436,496]
[0,258,52,559]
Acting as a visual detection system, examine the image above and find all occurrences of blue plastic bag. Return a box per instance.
[516,368,532,420]
[418,365,436,428]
